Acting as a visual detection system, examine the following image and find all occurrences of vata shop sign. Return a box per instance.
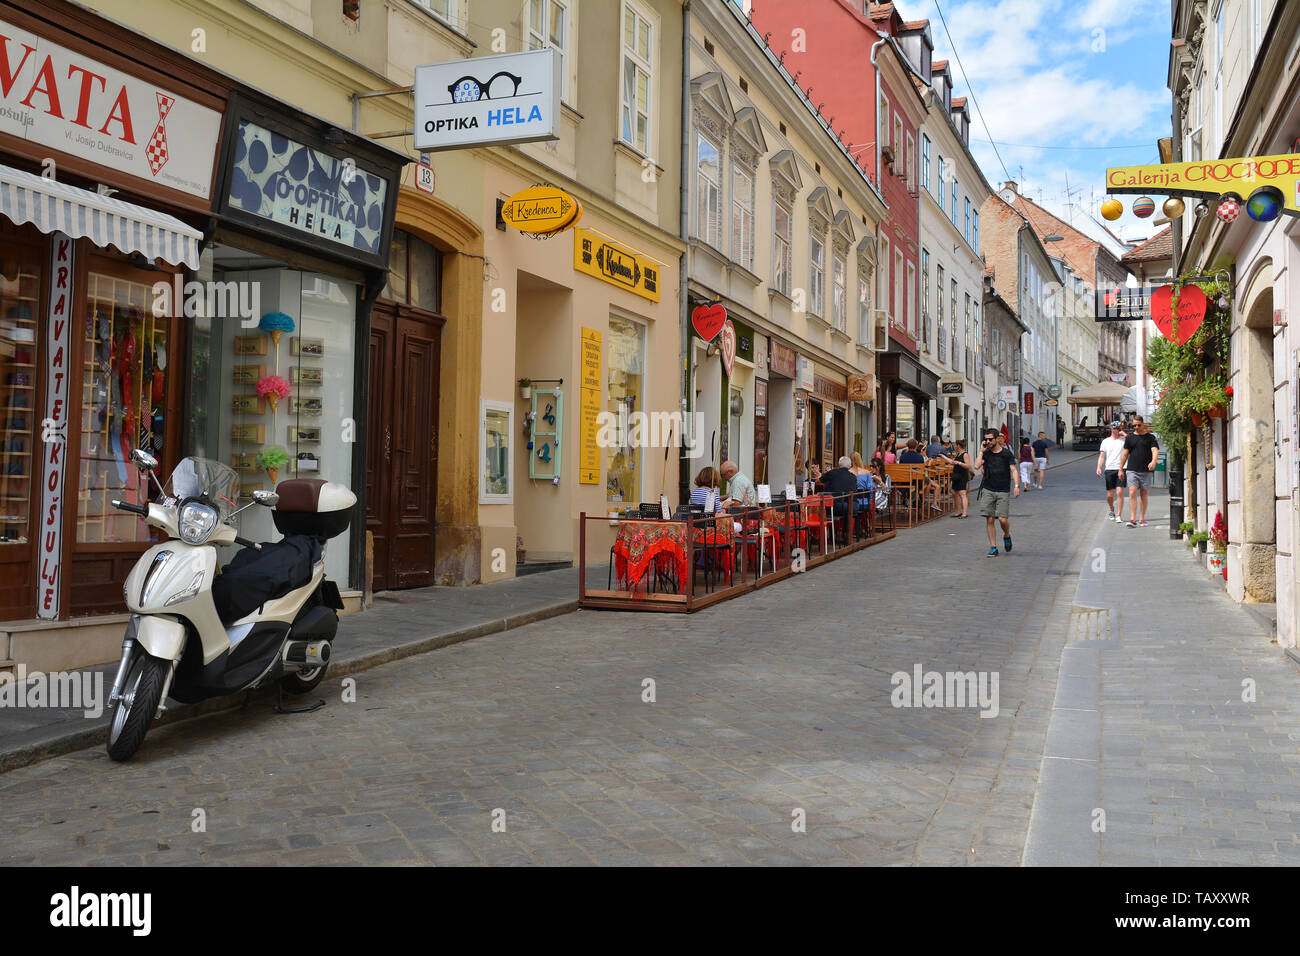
[574,227,661,302]
[0,17,222,199]
[226,119,388,255]
[414,49,560,152]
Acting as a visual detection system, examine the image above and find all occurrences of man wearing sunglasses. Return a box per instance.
[973,428,1020,557]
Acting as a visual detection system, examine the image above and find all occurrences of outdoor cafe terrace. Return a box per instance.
[578,461,959,612]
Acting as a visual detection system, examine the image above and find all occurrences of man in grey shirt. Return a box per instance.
[721,460,757,508]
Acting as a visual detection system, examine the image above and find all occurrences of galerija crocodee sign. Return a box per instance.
[0,16,222,198]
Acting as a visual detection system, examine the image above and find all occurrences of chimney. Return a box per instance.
[1003,181,1018,194]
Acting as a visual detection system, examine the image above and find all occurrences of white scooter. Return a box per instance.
[105,449,355,761]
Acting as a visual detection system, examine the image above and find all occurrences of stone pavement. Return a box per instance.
[0,455,1293,866]
[1024,489,1296,866]
[0,567,600,773]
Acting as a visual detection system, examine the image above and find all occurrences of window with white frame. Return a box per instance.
[731,164,754,270]
[528,0,569,101]
[894,248,903,328]
[936,262,945,325]
[832,251,846,332]
[893,114,903,166]
[950,177,958,226]
[416,0,459,28]
[858,261,872,342]
[906,261,917,338]
[480,399,513,504]
[773,201,792,295]
[1188,66,1204,161]
[937,156,946,210]
[921,134,931,191]
[937,262,946,362]
[809,234,826,318]
[949,278,958,365]
[621,2,654,154]
[964,198,971,245]
[878,235,890,317]
[906,133,915,189]
[921,247,930,318]
[695,132,721,248]
[972,210,980,254]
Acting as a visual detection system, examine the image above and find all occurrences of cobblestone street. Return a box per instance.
[0,458,1292,866]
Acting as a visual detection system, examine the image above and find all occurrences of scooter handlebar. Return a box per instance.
[234,536,262,551]
[110,499,149,516]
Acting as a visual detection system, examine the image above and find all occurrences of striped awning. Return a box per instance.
[0,163,201,269]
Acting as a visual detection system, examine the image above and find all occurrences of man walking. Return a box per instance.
[1095,420,1125,522]
[973,427,1020,557]
[1031,431,1051,489]
[1056,417,1066,445]
[1118,415,1159,527]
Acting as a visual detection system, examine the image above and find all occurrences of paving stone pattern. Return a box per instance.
[0,456,1292,866]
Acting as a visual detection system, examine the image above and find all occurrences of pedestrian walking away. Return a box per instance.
[1032,431,1050,489]
[1118,414,1160,527]
[1096,420,1125,522]
[973,427,1021,556]
[1018,437,1034,491]
[1056,416,1066,445]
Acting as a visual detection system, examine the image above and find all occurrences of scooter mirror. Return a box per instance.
[252,490,279,508]
[131,448,160,472]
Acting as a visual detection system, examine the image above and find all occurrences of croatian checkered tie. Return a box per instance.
[145,93,174,176]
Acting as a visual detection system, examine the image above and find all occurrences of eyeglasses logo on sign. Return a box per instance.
[415,49,560,151]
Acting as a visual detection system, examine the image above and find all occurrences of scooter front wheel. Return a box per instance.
[106,652,169,762]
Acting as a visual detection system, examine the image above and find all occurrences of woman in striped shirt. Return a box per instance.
[689,466,722,513]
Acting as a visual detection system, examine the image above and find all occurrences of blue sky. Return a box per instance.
[913,0,1173,243]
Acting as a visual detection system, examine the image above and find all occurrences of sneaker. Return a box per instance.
[1138,520,1148,527]
[987,547,998,557]
[1107,511,1116,522]
[1126,520,1137,528]
[1003,536,1012,552]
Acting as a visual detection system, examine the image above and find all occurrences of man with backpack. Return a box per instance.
[973,427,1021,557]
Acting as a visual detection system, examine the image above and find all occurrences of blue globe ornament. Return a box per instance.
[1246,185,1284,222]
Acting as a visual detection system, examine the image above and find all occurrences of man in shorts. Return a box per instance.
[1118,415,1159,527]
[1095,420,1125,522]
[1031,431,1051,489]
[973,427,1021,557]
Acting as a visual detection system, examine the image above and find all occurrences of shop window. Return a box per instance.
[605,315,645,504]
[480,400,512,503]
[78,271,167,544]
[0,255,39,546]
[383,229,441,312]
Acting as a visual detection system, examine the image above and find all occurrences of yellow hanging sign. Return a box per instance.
[574,228,662,302]
[499,186,582,234]
[1106,153,1300,217]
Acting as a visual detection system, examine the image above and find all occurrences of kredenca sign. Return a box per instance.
[0,17,222,198]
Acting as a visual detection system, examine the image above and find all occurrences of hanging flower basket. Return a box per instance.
[1190,411,1205,427]
[1207,405,1226,419]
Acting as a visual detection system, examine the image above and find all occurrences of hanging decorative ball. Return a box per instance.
[1246,185,1285,222]
[1194,201,1210,218]
[1216,193,1242,222]
[1132,196,1156,218]
[1100,198,1123,221]
[1162,197,1185,218]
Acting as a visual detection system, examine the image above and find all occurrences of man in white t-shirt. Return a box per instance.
[1095,420,1126,522]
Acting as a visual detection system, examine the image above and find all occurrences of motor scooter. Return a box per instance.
[105,449,354,761]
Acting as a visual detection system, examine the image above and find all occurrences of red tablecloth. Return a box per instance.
[612,516,735,590]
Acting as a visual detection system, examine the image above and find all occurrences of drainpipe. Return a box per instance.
[679,0,692,506]
[870,32,888,188]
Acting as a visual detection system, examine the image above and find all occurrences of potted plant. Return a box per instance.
[1208,511,1228,574]
[518,378,532,400]
[1179,520,1194,544]
[1189,530,1209,554]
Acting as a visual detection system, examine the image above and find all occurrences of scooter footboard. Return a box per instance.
[134,615,187,661]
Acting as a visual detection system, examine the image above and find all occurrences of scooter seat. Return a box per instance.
[211,535,322,626]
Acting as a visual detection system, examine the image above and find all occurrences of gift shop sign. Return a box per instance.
[574,227,661,302]
[414,49,560,152]
[0,18,222,198]
[37,234,73,619]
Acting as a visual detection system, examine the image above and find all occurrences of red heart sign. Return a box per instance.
[691,303,727,342]
[1149,284,1207,345]
[720,320,737,376]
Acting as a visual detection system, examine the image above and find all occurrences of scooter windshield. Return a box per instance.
[164,457,240,522]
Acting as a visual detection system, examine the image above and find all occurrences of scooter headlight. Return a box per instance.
[179,502,219,544]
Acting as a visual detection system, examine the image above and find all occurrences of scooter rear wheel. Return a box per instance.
[106,652,169,762]
[280,663,328,695]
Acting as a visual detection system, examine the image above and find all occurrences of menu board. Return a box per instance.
[579,328,601,484]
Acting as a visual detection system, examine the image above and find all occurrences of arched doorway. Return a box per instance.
[1239,261,1275,602]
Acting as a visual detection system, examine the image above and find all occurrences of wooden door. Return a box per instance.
[366,302,441,591]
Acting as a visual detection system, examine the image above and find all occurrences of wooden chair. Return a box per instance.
[885,463,925,527]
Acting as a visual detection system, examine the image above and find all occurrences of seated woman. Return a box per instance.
[689,466,722,513]
[870,457,892,513]
[849,452,874,515]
